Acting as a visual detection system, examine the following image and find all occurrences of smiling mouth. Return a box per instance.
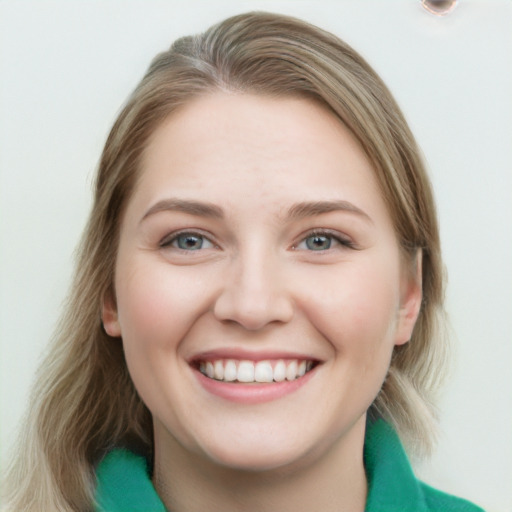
[194,359,318,383]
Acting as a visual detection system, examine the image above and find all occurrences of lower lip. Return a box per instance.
[193,367,317,404]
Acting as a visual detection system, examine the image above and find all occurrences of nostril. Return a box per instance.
[213,286,294,330]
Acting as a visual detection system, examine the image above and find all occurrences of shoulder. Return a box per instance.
[419,482,486,512]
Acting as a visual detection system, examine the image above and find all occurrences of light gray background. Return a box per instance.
[1,2,511,511]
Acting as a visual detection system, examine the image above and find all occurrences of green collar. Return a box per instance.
[94,419,483,512]
[95,447,166,512]
[363,419,426,511]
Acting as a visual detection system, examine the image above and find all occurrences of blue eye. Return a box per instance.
[295,231,353,252]
[162,232,214,251]
[305,234,332,251]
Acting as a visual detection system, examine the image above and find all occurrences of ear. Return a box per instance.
[101,289,122,337]
[395,249,423,346]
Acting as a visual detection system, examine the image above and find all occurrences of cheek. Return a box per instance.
[113,260,215,426]
[114,259,213,352]
[300,259,401,355]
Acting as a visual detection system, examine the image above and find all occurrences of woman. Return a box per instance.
[2,12,484,512]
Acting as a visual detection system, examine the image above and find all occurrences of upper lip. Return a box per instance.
[187,348,321,363]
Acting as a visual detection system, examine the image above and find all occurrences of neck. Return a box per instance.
[152,416,368,512]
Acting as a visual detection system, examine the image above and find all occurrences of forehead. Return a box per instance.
[142,92,365,170]
[131,92,390,227]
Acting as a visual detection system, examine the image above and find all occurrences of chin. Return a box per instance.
[205,444,310,473]
[193,425,328,474]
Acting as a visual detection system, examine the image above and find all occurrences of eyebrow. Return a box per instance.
[141,198,372,224]
[141,198,224,222]
[286,200,373,224]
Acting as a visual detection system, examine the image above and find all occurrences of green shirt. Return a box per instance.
[95,419,484,511]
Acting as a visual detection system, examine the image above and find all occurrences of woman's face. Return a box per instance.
[103,93,421,471]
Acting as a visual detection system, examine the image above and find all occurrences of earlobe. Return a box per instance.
[395,250,423,346]
[101,290,122,337]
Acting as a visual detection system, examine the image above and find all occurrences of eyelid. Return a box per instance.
[293,229,355,250]
[159,229,217,250]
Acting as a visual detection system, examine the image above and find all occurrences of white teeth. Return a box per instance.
[254,361,273,383]
[198,358,315,383]
[214,360,224,380]
[286,360,298,381]
[237,361,255,382]
[224,360,237,381]
[273,360,286,382]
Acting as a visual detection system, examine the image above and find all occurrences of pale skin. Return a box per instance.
[103,92,422,512]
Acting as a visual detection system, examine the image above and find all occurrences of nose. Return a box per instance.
[213,249,294,331]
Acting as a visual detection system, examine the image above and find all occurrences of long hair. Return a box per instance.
[2,12,447,511]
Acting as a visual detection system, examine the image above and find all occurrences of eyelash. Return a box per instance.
[159,230,215,251]
[293,229,355,252]
[159,229,354,253]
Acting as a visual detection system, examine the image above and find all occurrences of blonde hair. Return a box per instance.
[2,12,447,511]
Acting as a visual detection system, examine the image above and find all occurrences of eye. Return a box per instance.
[161,232,214,251]
[295,231,353,252]
[304,234,333,251]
